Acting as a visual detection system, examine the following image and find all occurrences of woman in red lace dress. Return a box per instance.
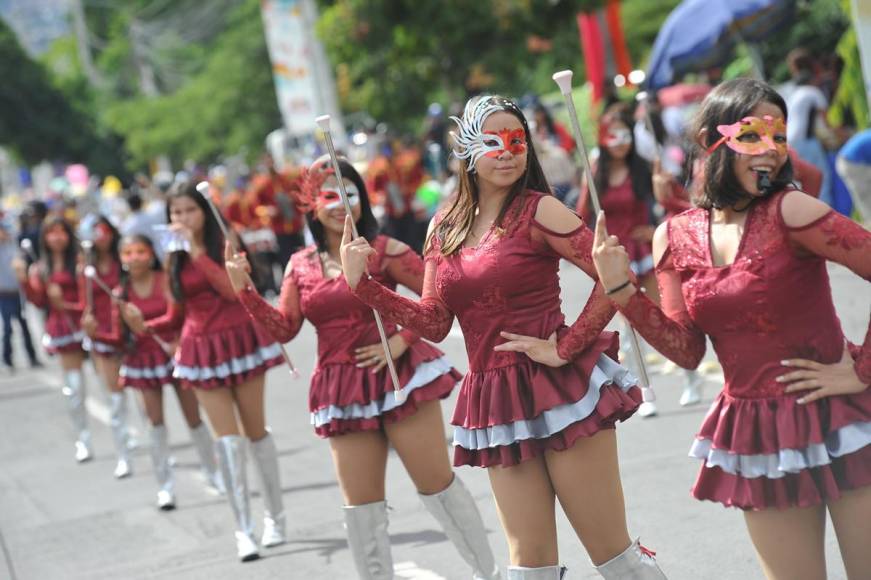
[78,216,133,479]
[342,96,666,579]
[593,79,871,580]
[109,234,221,510]
[225,157,499,580]
[122,182,284,562]
[14,217,92,462]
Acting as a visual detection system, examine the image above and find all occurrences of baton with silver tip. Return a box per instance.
[316,115,406,403]
[552,70,655,402]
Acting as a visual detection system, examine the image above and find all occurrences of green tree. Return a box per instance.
[98,0,281,169]
[317,0,680,132]
[0,18,127,176]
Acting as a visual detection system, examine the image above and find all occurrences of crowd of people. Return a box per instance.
[0,58,869,580]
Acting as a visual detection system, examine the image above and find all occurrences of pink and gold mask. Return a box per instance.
[707,115,788,156]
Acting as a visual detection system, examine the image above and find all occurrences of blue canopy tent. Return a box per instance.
[645,0,795,90]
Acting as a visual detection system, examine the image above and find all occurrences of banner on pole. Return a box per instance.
[260,0,343,138]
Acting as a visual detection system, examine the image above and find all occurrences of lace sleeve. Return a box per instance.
[354,251,454,343]
[784,206,871,383]
[617,247,707,369]
[191,254,238,300]
[531,196,617,361]
[238,273,303,344]
[382,242,426,345]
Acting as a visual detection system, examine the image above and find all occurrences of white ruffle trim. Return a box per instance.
[83,338,118,354]
[452,354,637,451]
[689,421,871,479]
[310,357,456,427]
[42,331,84,350]
[173,342,282,382]
[120,360,174,380]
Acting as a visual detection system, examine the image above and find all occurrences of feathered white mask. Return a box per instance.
[449,95,514,172]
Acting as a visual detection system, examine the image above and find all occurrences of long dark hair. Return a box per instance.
[591,108,653,208]
[165,181,255,302]
[690,79,794,209]
[305,158,379,252]
[434,95,550,256]
[39,216,78,278]
[85,215,121,267]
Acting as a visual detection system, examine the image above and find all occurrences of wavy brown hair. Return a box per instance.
[429,96,550,256]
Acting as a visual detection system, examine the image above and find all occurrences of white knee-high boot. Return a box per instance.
[149,424,175,510]
[419,475,500,579]
[109,392,132,478]
[343,501,393,580]
[188,422,224,494]
[594,539,667,579]
[215,436,259,562]
[250,431,286,547]
[63,369,92,462]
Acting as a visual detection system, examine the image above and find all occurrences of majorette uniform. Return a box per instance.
[80,261,122,355]
[240,234,502,579]
[23,267,84,354]
[354,192,642,468]
[147,254,283,388]
[147,251,285,561]
[238,234,461,437]
[116,271,178,390]
[618,190,871,509]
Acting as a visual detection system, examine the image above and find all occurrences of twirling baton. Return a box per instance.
[316,115,406,403]
[84,265,173,355]
[81,240,95,312]
[553,70,655,402]
[194,181,300,379]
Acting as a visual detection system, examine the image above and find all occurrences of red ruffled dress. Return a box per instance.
[80,261,122,356]
[618,190,871,510]
[22,267,84,355]
[355,192,641,467]
[238,235,461,437]
[147,254,283,389]
[117,272,181,390]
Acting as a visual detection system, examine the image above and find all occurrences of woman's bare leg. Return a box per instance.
[743,503,827,580]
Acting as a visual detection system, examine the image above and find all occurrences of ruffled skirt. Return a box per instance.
[173,321,284,389]
[120,345,175,390]
[689,389,871,510]
[309,341,461,438]
[42,315,83,355]
[452,332,641,467]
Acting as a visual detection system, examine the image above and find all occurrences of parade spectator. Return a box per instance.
[836,128,871,222]
[0,220,40,373]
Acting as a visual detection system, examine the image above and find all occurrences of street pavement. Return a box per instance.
[0,260,866,580]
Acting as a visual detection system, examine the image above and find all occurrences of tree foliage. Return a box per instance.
[0,18,126,176]
[103,0,281,168]
[317,0,681,131]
